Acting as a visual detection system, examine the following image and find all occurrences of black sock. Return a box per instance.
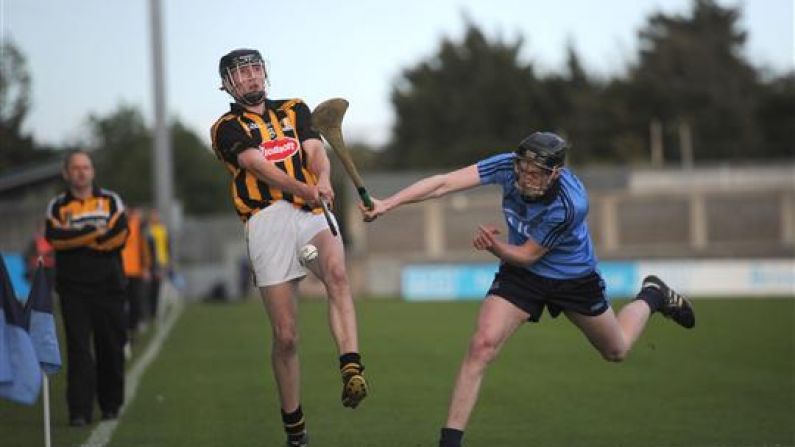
[439,427,464,447]
[339,352,363,376]
[635,286,664,312]
[281,405,306,438]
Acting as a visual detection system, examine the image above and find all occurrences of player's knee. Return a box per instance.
[324,262,349,289]
[468,333,499,365]
[272,326,299,354]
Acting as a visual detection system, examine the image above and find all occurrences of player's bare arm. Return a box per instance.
[361,164,481,221]
[237,148,319,204]
[303,137,335,202]
[473,225,548,267]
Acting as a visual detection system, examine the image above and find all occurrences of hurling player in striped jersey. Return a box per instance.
[211,49,367,447]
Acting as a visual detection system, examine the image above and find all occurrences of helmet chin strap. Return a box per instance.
[240,90,266,106]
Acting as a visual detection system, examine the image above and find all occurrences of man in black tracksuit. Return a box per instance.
[45,150,129,426]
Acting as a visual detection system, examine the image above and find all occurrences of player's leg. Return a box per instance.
[565,306,639,361]
[440,295,529,447]
[308,228,368,409]
[309,229,358,355]
[565,274,694,361]
[260,281,308,445]
[92,291,127,420]
[260,281,301,410]
[60,292,96,425]
[247,203,310,445]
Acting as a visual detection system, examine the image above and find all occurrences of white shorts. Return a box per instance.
[245,200,335,287]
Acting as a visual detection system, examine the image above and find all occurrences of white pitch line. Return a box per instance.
[80,297,184,447]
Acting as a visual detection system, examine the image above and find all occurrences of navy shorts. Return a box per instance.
[486,263,610,322]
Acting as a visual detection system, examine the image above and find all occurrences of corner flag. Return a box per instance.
[24,263,61,375]
[0,256,42,405]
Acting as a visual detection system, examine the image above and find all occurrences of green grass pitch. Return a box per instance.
[2,298,793,446]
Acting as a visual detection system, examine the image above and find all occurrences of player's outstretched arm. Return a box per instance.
[361,164,480,222]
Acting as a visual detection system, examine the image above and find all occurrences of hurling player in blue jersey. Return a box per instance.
[361,132,695,447]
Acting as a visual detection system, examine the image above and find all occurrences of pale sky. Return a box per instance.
[1,0,792,148]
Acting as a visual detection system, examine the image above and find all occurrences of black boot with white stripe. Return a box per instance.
[642,275,696,329]
[286,431,309,447]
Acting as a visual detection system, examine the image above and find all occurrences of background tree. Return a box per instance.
[89,105,228,214]
[377,0,792,170]
[384,22,558,169]
[0,40,52,171]
[625,0,760,162]
[170,121,230,215]
[542,44,613,165]
[89,105,153,204]
[754,73,795,159]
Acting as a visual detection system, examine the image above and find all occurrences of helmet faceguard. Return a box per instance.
[219,49,268,106]
[514,132,568,201]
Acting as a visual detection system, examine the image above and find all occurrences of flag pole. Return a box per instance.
[43,374,51,447]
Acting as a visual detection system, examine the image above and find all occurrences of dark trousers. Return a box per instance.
[60,291,127,419]
[125,277,145,333]
[147,276,161,320]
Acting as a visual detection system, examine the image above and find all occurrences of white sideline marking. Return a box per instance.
[80,297,184,447]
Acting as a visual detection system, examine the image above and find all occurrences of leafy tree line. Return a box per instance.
[383,0,794,168]
[0,39,231,216]
[86,106,230,215]
[0,40,55,171]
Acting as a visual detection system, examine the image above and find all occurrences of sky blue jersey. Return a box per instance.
[476,152,597,279]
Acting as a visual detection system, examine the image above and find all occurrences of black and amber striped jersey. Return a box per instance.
[45,186,128,294]
[210,98,321,221]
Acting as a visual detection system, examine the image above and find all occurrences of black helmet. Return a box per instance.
[515,132,568,171]
[218,49,267,106]
[513,132,568,200]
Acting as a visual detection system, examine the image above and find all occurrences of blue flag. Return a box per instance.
[0,290,9,385]
[0,255,42,405]
[24,263,61,375]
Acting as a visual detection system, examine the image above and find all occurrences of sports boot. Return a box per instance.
[341,366,369,409]
[642,275,695,329]
[286,431,309,447]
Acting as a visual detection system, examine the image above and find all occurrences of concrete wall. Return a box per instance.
[172,164,793,299]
